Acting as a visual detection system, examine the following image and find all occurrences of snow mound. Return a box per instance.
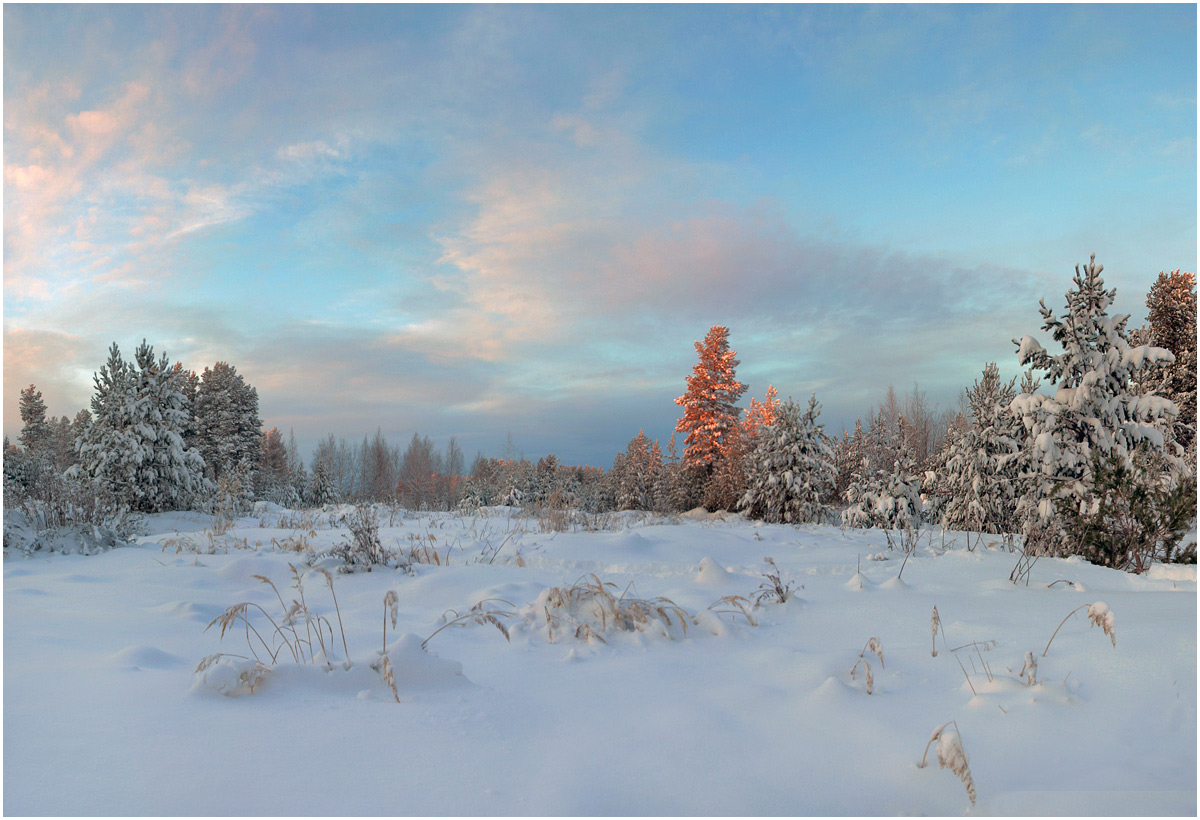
[216,556,288,583]
[384,634,471,691]
[845,572,874,590]
[880,576,909,590]
[148,600,225,623]
[111,645,187,670]
[1146,564,1196,583]
[192,657,271,697]
[695,556,733,585]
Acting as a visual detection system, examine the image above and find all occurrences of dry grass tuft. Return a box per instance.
[163,527,250,555]
[919,720,977,806]
[204,564,348,670]
[707,595,758,627]
[532,574,695,643]
[422,599,515,650]
[753,557,794,605]
[405,531,452,565]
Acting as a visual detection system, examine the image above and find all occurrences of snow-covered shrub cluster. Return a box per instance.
[739,396,836,524]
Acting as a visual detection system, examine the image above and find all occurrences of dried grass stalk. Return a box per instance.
[850,658,874,694]
[378,654,400,703]
[931,606,940,657]
[1019,651,1037,686]
[1043,601,1117,657]
[861,637,884,669]
[919,720,977,806]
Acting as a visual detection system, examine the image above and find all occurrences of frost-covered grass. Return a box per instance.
[4,508,1195,815]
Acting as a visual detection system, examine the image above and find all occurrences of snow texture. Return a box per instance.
[3,509,1195,815]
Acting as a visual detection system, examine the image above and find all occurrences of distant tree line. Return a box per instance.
[5,258,1195,572]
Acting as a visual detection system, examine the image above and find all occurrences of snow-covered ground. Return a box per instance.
[4,507,1195,815]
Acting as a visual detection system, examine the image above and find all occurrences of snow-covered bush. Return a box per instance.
[740,395,837,524]
[841,456,923,532]
[319,505,404,571]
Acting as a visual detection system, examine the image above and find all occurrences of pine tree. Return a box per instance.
[936,363,1020,535]
[18,385,51,455]
[76,341,206,512]
[1137,269,1197,450]
[306,456,338,506]
[702,423,749,512]
[193,362,262,483]
[674,326,747,482]
[76,344,140,510]
[128,341,207,512]
[1011,254,1181,557]
[743,385,780,440]
[259,426,290,499]
[615,430,653,511]
[833,419,866,502]
[740,395,837,524]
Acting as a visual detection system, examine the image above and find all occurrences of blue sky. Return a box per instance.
[4,4,1196,467]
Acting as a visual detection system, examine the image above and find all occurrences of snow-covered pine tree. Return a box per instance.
[833,419,866,502]
[936,363,1020,535]
[193,362,262,483]
[306,456,338,506]
[1010,254,1181,557]
[75,343,141,511]
[662,433,692,512]
[616,430,654,511]
[675,326,747,486]
[740,395,837,524]
[128,341,207,512]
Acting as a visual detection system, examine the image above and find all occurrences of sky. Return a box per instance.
[4,4,1197,468]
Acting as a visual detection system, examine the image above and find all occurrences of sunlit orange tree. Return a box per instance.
[674,326,747,492]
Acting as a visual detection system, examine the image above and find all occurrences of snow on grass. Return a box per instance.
[4,510,1195,815]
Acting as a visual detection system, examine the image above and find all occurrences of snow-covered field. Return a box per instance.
[4,506,1195,816]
